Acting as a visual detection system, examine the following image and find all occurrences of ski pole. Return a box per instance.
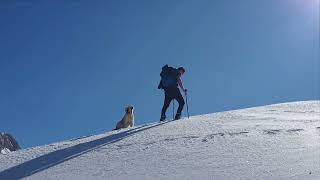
[172,100,175,120]
[185,92,190,118]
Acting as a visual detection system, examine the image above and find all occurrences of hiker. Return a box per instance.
[158,65,187,121]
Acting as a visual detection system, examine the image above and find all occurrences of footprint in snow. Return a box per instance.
[228,131,249,136]
[182,136,200,140]
[116,143,133,149]
[201,132,248,142]
[209,133,225,138]
[268,109,277,112]
[143,141,157,146]
[264,129,282,135]
[201,133,224,142]
[164,136,200,142]
[286,129,304,133]
[164,137,179,142]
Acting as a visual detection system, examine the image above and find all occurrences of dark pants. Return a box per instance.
[161,88,185,117]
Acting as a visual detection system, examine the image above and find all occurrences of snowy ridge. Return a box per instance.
[0,101,319,180]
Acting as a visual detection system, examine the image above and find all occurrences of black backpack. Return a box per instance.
[158,65,179,90]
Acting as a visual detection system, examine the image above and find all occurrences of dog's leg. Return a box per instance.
[130,119,134,127]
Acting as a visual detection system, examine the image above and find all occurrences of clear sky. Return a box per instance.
[1,0,319,148]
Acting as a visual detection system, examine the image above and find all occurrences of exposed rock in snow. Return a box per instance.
[0,133,21,154]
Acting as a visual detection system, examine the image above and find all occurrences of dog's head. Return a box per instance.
[125,105,134,114]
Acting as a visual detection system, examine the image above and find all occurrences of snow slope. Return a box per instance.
[0,101,319,180]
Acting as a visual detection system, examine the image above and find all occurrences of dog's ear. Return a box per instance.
[125,107,128,113]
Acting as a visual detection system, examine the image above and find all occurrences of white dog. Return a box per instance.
[114,106,134,130]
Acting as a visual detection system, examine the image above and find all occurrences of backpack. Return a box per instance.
[158,65,179,90]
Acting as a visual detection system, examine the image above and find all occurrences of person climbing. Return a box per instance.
[158,65,187,122]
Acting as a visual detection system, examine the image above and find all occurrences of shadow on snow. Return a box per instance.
[0,122,168,180]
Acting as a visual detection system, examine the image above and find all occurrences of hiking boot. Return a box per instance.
[174,113,181,120]
[160,115,166,122]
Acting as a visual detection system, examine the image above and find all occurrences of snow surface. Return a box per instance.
[0,101,319,180]
[0,148,11,155]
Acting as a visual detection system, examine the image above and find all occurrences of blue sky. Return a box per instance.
[1,0,319,148]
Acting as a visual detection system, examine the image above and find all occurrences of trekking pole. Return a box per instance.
[185,92,190,118]
[172,100,175,120]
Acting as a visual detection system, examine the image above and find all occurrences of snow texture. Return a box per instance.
[0,101,319,180]
[1,148,11,155]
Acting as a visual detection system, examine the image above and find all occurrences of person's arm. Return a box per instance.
[177,74,186,92]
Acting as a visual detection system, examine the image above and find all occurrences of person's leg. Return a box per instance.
[174,89,185,120]
[161,91,173,121]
